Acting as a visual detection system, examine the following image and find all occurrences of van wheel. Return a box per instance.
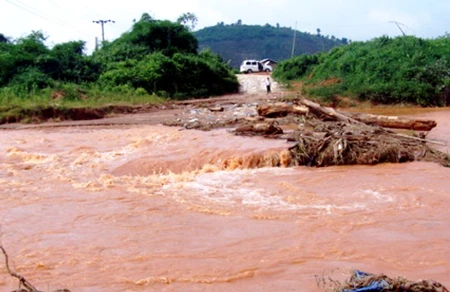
[247,69,253,74]
[265,69,271,72]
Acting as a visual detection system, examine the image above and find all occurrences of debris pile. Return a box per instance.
[236,98,449,167]
[286,118,446,167]
[337,270,449,292]
[163,96,449,167]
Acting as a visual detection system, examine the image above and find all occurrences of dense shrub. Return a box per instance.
[100,50,238,98]
[0,13,239,102]
[273,35,450,106]
[272,54,320,81]
[9,67,53,92]
[99,53,178,95]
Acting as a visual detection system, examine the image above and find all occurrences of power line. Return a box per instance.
[4,0,93,38]
[5,0,66,28]
[46,0,61,9]
[12,0,78,28]
[92,19,115,42]
[82,6,103,20]
[44,0,99,24]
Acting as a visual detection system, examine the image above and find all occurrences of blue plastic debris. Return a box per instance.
[341,270,389,292]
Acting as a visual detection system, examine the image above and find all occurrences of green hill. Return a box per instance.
[194,23,348,68]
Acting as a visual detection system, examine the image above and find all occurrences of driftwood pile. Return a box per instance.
[234,98,449,167]
[316,269,448,292]
[325,270,449,292]
[341,274,448,292]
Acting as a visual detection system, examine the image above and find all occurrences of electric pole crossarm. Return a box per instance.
[92,19,115,42]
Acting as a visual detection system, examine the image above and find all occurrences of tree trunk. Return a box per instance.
[299,98,437,131]
[257,103,308,118]
[299,98,363,124]
[345,112,437,131]
[234,122,283,135]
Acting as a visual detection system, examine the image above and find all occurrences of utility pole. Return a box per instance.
[389,21,406,36]
[291,21,297,58]
[92,19,115,42]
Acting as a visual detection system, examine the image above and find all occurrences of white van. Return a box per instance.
[240,60,272,73]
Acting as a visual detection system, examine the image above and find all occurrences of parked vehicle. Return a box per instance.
[240,60,272,73]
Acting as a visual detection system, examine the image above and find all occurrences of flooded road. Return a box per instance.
[0,109,449,291]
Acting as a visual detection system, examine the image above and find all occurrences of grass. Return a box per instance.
[0,84,166,124]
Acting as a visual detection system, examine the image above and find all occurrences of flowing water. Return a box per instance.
[0,109,449,291]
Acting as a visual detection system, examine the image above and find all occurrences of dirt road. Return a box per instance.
[237,73,281,94]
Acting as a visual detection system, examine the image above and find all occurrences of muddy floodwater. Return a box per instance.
[0,109,450,291]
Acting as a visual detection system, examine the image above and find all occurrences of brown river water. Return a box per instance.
[0,109,449,291]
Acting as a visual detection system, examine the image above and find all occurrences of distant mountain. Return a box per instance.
[194,22,349,68]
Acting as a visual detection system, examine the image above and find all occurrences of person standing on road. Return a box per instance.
[265,77,271,94]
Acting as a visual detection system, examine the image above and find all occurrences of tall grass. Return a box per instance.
[0,83,164,109]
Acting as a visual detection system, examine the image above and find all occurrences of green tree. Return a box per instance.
[43,41,101,82]
[0,31,50,87]
[15,31,49,58]
[0,33,8,43]
[95,13,238,98]
[139,12,154,22]
[0,14,238,100]
[0,41,19,86]
[177,12,198,30]
[95,15,198,63]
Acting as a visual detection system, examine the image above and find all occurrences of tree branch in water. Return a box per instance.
[0,245,71,292]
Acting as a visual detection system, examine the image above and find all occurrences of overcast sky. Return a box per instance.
[1,0,449,54]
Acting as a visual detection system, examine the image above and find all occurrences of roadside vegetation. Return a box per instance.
[273,35,450,107]
[0,13,239,123]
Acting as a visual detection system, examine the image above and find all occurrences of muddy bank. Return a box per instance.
[0,104,169,125]
[0,74,282,126]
